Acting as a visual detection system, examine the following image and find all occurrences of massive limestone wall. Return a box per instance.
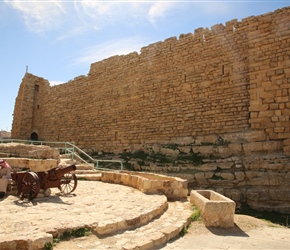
[11,7,290,212]
[12,7,290,152]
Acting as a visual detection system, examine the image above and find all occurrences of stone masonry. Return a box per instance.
[10,7,290,212]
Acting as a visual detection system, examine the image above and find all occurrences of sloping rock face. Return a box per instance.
[110,131,290,214]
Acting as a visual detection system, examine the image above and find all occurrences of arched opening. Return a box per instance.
[30,132,38,141]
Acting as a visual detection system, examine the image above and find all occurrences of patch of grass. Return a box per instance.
[131,150,149,160]
[177,152,204,165]
[179,226,188,237]
[149,153,173,164]
[162,143,179,150]
[44,242,53,250]
[190,204,201,222]
[190,208,201,222]
[52,227,92,247]
[119,151,150,162]
[179,205,201,238]
[60,227,91,240]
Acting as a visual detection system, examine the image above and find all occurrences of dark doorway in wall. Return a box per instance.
[30,132,38,141]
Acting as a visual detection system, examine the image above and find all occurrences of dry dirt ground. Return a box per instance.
[54,213,285,249]
[187,214,270,236]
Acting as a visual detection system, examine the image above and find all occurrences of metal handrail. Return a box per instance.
[64,142,123,170]
[0,139,123,170]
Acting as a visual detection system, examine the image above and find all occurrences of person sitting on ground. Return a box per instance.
[0,159,12,198]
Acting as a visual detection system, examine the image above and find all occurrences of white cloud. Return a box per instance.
[73,37,150,66]
[148,2,175,25]
[50,80,64,86]
[4,0,175,36]
[74,1,153,27]
[4,0,66,33]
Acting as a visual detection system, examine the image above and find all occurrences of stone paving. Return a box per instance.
[1,179,290,250]
[0,180,175,250]
[54,201,192,250]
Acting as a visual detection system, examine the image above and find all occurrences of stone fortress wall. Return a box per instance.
[11,7,290,212]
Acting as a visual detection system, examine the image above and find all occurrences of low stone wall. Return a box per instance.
[101,171,188,200]
[190,190,235,228]
[3,157,58,172]
[0,143,60,160]
[0,143,60,171]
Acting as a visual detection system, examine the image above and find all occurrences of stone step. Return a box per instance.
[54,200,192,250]
[74,168,102,181]
[75,173,102,181]
[74,169,100,175]
[75,164,94,170]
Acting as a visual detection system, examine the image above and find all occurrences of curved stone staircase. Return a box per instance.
[54,200,192,250]
[61,164,193,250]
[2,160,193,250]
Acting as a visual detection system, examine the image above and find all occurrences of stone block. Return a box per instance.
[190,190,235,228]
[0,143,60,160]
[3,158,58,171]
[243,141,282,155]
[234,172,245,181]
[284,145,290,156]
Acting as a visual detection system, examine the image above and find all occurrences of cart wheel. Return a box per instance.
[19,172,40,200]
[58,172,77,194]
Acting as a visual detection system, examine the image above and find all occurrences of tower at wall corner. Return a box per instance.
[11,73,50,140]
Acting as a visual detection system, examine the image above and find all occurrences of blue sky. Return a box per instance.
[0,0,289,132]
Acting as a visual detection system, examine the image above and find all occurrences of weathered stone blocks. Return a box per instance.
[4,158,58,172]
[101,171,188,200]
[0,143,59,160]
[0,143,60,171]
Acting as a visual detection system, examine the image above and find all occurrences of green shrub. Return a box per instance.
[44,242,53,250]
[190,209,201,222]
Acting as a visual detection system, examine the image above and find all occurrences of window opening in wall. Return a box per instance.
[37,105,40,110]
[184,74,187,83]
[115,131,118,141]
[34,84,39,92]
[222,65,225,75]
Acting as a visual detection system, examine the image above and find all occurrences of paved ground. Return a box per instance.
[0,180,289,250]
[0,181,168,249]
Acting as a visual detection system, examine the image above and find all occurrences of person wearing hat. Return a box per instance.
[0,159,12,198]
